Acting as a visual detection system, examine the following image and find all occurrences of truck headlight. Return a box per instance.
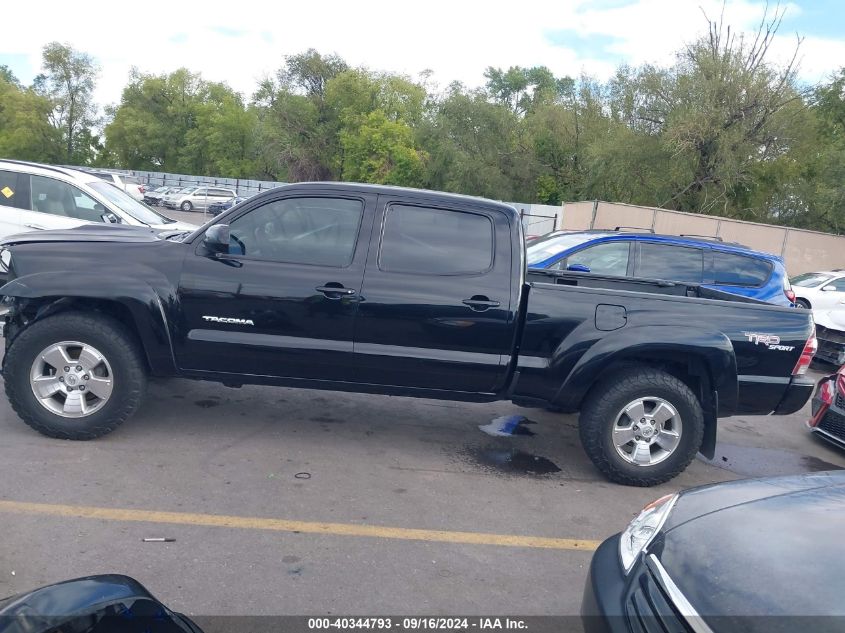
[619,493,678,573]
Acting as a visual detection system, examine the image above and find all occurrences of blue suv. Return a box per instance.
[526,231,795,306]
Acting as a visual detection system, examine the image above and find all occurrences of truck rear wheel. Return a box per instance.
[578,366,703,486]
[4,312,147,440]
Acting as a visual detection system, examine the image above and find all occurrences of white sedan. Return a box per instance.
[791,270,845,310]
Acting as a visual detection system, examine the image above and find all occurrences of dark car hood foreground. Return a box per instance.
[657,471,845,619]
[0,574,203,632]
[1,224,164,246]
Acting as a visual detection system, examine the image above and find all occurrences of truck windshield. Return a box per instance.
[526,232,610,266]
[87,181,176,225]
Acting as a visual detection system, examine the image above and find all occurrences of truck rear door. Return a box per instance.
[351,195,518,393]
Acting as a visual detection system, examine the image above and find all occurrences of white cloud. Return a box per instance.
[0,0,839,107]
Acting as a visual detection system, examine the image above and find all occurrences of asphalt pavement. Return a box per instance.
[0,348,843,620]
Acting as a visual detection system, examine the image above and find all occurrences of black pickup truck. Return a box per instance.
[0,183,817,486]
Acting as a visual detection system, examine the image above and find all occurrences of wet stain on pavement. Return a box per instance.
[194,399,219,408]
[698,442,843,478]
[310,415,344,424]
[282,555,300,564]
[463,446,561,476]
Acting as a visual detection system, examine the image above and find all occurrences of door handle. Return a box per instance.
[316,285,357,299]
[462,296,500,311]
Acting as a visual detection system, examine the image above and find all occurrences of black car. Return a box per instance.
[207,195,245,215]
[809,364,845,448]
[0,574,204,632]
[582,471,845,633]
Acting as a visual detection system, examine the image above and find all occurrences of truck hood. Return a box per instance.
[0,224,164,246]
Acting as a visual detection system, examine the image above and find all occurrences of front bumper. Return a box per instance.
[809,382,845,449]
[815,325,845,365]
[581,535,629,633]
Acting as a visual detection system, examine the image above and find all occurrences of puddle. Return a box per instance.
[463,446,561,476]
[698,442,844,478]
[310,416,343,424]
[478,414,536,437]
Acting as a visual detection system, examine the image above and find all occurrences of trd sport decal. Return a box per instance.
[743,332,795,351]
[202,316,255,326]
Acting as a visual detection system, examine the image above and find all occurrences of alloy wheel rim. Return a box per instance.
[29,341,114,418]
[612,396,682,466]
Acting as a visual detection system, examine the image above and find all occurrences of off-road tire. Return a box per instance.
[4,312,147,440]
[578,366,704,486]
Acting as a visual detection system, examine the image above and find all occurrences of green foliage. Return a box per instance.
[35,42,100,163]
[0,77,62,161]
[4,9,845,234]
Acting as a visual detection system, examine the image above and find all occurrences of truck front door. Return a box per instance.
[351,195,518,393]
[176,191,376,381]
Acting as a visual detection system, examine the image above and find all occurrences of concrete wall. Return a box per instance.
[560,200,845,275]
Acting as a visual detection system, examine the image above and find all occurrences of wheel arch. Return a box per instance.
[552,326,737,458]
[1,275,177,376]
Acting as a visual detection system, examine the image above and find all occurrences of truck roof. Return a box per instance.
[279,181,519,216]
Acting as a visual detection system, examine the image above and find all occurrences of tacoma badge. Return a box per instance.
[203,316,255,326]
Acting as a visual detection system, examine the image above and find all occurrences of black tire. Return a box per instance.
[578,366,704,487]
[181,201,193,212]
[795,298,810,309]
[4,312,147,440]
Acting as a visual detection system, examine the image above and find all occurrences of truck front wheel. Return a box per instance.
[578,367,704,486]
[4,312,147,440]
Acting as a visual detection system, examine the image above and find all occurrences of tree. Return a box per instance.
[0,76,62,161]
[0,65,19,87]
[627,6,806,216]
[34,42,99,163]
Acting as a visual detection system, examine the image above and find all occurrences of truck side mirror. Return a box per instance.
[822,285,837,292]
[567,263,591,273]
[101,212,120,224]
[203,224,230,254]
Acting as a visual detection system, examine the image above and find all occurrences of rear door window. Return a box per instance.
[712,252,773,287]
[379,204,493,275]
[637,243,704,283]
[0,170,26,210]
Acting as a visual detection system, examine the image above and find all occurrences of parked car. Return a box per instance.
[0,160,197,243]
[86,170,146,201]
[582,471,845,633]
[527,230,795,306]
[813,308,845,366]
[162,186,236,211]
[0,183,816,486]
[142,185,174,206]
[809,362,845,449]
[790,269,845,310]
[0,574,205,632]
[207,195,246,216]
[143,186,172,207]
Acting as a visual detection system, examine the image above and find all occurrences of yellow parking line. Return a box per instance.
[0,499,599,551]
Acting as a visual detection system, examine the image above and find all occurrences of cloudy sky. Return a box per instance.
[1,0,843,107]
